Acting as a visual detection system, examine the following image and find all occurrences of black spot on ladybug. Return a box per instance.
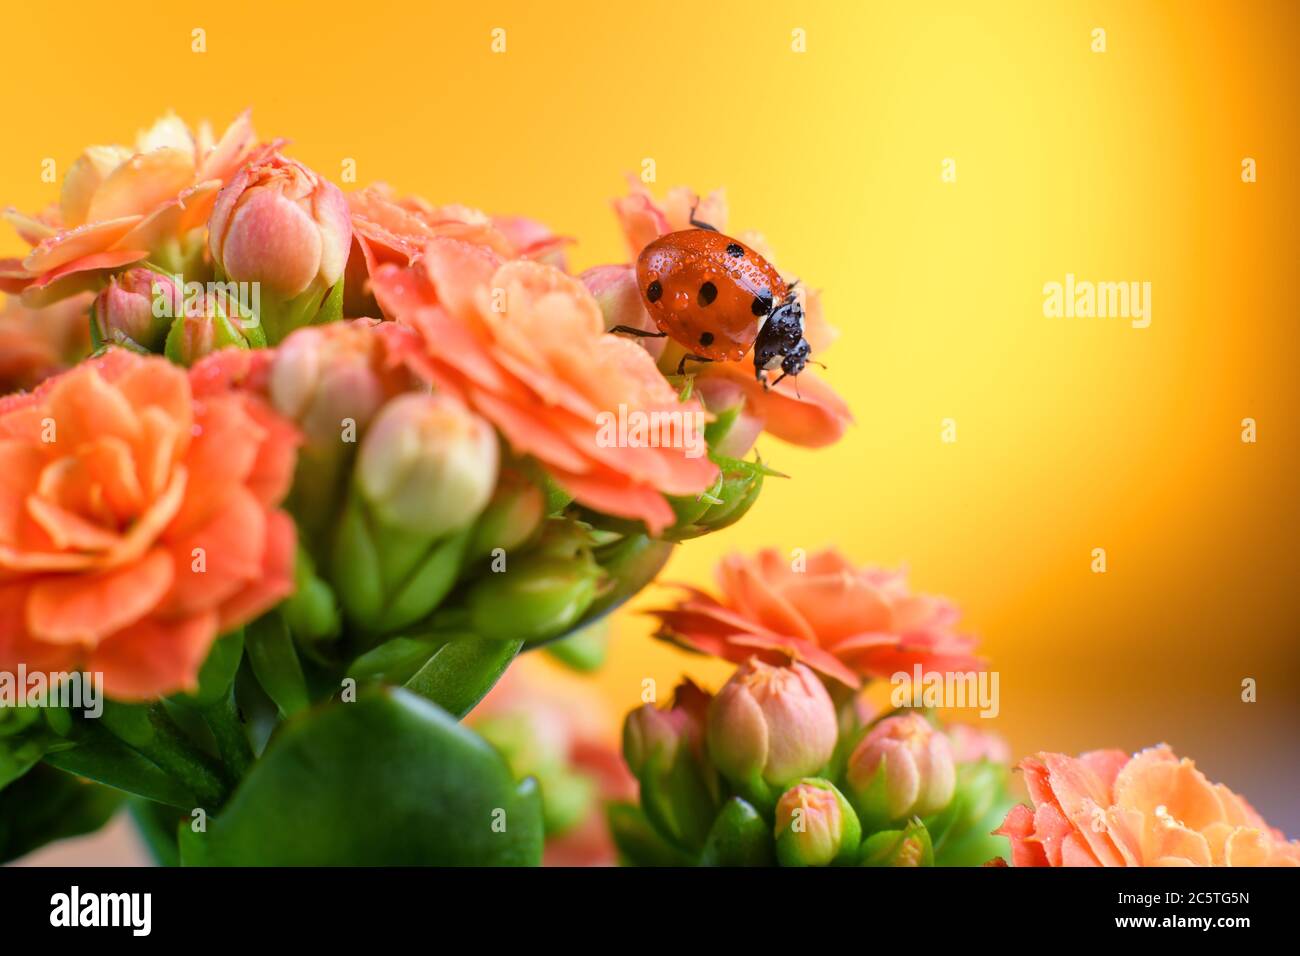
[726,242,744,258]
[697,281,718,306]
[646,280,662,302]
[699,331,715,347]
[751,294,771,317]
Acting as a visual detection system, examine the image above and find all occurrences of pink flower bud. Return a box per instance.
[356,392,499,538]
[623,703,690,778]
[208,152,352,299]
[774,778,861,867]
[269,320,403,450]
[707,658,837,793]
[580,264,667,360]
[846,713,956,825]
[91,268,181,351]
[621,679,718,850]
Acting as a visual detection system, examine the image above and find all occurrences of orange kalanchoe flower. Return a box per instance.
[651,548,982,689]
[347,184,569,317]
[371,237,718,534]
[997,745,1300,867]
[2,112,260,307]
[599,180,851,449]
[0,349,299,699]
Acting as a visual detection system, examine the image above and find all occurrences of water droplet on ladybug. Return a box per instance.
[672,290,691,311]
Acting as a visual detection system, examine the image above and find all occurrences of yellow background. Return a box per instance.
[4,1,1296,829]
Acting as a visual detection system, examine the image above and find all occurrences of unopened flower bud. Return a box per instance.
[269,320,410,551]
[846,712,956,827]
[774,778,861,867]
[91,267,180,352]
[859,820,935,867]
[667,454,767,541]
[581,264,666,360]
[357,393,499,539]
[707,658,837,801]
[163,304,249,367]
[623,705,681,776]
[694,377,762,459]
[270,321,398,449]
[468,469,545,560]
[464,519,605,644]
[621,680,718,851]
[208,152,352,342]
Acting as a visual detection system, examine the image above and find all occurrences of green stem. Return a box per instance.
[201,688,254,781]
[100,702,230,809]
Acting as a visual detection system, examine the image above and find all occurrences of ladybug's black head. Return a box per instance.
[753,293,811,388]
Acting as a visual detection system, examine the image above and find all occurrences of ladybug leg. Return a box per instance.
[609,324,667,338]
[688,201,719,233]
[766,372,802,398]
[675,353,712,376]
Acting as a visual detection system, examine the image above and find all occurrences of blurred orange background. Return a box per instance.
[4,0,1296,855]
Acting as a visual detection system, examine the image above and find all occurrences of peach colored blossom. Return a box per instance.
[370,237,718,534]
[651,547,983,689]
[600,181,851,449]
[1,112,260,307]
[0,349,299,699]
[0,293,93,394]
[347,184,569,317]
[996,745,1300,867]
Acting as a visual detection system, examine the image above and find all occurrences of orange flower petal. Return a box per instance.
[88,611,218,701]
[26,547,174,645]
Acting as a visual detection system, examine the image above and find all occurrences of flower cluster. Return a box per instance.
[997,745,1300,867]
[651,547,983,688]
[622,548,1298,867]
[0,111,854,864]
[615,656,1015,867]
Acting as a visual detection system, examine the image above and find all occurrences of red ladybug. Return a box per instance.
[612,208,812,386]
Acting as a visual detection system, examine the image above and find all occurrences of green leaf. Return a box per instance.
[699,797,775,866]
[183,689,543,865]
[180,630,245,708]
[0,765,124,863]
[331,492,385,625]
[404,633,523,719]
[348,635,444,686]
[0,739,44,792]
[128,798,183,867]
[244,612,309,718]
[42,727,199,809]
